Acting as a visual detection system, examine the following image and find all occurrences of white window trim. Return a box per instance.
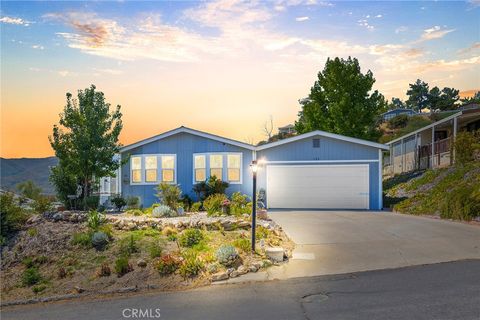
[192,152,243,185]
[130,154,177,185]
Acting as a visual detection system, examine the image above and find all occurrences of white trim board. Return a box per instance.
[256,130,388,151]
[121,126,256,152]
[263,159,379,164]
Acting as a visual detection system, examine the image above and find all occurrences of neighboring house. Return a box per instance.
[381,108,417,121]
[278,124,296,135]
[100,126,388,210]
[384,107,480,175]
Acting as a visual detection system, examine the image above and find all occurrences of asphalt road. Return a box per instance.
[2,260,480,320]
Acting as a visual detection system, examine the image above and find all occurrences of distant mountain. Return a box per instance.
[0,157,58,195]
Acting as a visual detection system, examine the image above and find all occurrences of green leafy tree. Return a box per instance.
[406,79,430,111]
[428,86,442,111]
[16,181,42,201]
[388,97,405,110]
[461,91,480,104]
[437,87,460,111]
[49,85,123,208]
[295,57,386,141]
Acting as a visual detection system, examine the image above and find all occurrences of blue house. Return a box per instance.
[100,126,388,210]
[381,108,417,121]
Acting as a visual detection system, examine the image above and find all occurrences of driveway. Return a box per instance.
[264,210,480,279]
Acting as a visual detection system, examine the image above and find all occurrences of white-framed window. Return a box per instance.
[131,156,142,183]
[227,154,241,182]
[194,155,206,183]
[193,152,242,184]
[130,154,176,185]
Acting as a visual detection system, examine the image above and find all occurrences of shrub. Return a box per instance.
[215,245,239,266]
[85,195,100,210]
[126,196,140,209]
[97,263,111,277]
[156,254,179,275]
[179,228,203,247]
[32,284,47,294]
[232,237,251,253]
[203,194,228,216]
[440,184,480,220]
[87,210,105,231]
[453,131,480,165]
[156,183,182,210]
[114,256,133,277]
[126,209,144,216]
[230,192,250,215]
[27,228,38,237]
[0,192,30,239]
[58,267,67,279]
[193,176,229,200]
[152,204,176,218]
[111,195,127,211]
[179,251,204,278]
[71,231,93,248]
[33,196,52,214]
[255,225,270,239]
[190,202,202,212]
[387,114,409,129]
[91,231,109,250]
[22,267,42,286]
[119,235,138,256]
[16,180,42,201]
[180,195,193,212]
[149,241,164,258]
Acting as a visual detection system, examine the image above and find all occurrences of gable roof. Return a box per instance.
[381,108,416,116]
[257,130,389,151]
[120,126,256,152]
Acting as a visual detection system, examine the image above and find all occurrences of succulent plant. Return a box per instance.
[215,245,239,266]
[91,231,109,250]
[152,204,177,218]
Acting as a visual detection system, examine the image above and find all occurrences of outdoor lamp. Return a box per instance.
[250,160,258,252]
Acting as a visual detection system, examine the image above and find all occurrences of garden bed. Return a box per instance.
[1,211,293,305]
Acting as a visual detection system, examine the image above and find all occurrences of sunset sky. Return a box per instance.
[1,0,479,158]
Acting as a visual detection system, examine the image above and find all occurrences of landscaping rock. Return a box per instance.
[211,272,229,282]
[226,268,235,275]
[229,270,240,278]
[236,265,248,275]
[137,259,147,268]
[52,213,63,222]
[266,247,284,262]
[248,265,258,273]
[73,286,84,294]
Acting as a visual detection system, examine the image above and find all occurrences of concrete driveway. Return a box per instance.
[264,210,480,279]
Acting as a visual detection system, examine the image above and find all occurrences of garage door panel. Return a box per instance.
[266,164,369,209]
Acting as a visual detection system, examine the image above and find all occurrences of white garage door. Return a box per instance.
[266,164,370,209]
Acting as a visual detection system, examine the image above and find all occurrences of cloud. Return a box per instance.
[58,70,78,77]
[395,26,408,34]
[375,14,383,18]
[91,68,123,75]
[457,42,480,55]
[295,16,309,22]
[420,26,455,41]
[0,16,31,26]
[32,45,44,50]
[358,19,374,30]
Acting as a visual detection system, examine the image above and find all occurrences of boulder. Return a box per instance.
[211,272,229,282]
[53,213,63,222]
[229,270,240,278]
[236,265,248,275]
[137,259,147,268]
[266,247,284,262]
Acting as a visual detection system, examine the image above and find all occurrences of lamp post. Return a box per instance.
[250,160,258,253]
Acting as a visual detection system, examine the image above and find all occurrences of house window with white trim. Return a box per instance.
[131,156,142,183]
[227,154,241,182]
[145,156,157,182]
[194,155,206,183]
[210,154,223,180]
[161,155,175,182]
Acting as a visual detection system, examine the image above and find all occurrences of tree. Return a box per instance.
[49,85,123,208]
[461,91,480,104]
[295,57,386,141]
[406,79,430,111]
[49,164,78,208]
[437,87,459,111]
[388,97,405,110]
[262,115,274,140]
[428,86,442,111]
[16,181,42,201]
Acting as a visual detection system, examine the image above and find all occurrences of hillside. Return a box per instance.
[0,157,58,195]
[384,162,480,221]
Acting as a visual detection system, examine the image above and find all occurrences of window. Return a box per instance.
[161,155,175,182]
[210,154,223,180]
[145,156,157,182]
[194,153,242,184]
[131,156,142,183]
[313,138,320,148]
[193,155,206,182]
[227,154,241,182]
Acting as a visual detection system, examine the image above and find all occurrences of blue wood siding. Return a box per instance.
[120,132,253,207]
[256,135,382,210]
